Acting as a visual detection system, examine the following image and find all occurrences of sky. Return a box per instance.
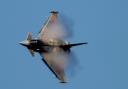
[0,0,128,89]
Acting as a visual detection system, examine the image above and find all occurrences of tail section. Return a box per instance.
[27,32,32,40]
[26,32,35,57]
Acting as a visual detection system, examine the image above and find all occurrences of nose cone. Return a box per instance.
[19,40,30,46]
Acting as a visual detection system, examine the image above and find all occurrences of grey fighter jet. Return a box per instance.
[19,11,87,83]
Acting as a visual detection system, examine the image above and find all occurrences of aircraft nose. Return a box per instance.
[19,40,30,46]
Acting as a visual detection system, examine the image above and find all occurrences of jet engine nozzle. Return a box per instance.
[19,32,35,57]
[19,40,30,46]
[19,32,32,46]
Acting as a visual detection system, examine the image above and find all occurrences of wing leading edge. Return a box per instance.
[37,11,66,43]
[37,11,58,42]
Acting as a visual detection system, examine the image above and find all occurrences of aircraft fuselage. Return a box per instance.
[20,39,71,53]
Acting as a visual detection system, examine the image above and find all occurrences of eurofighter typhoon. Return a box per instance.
[19,11,87,83]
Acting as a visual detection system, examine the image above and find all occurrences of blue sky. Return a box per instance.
[0,0,128,89]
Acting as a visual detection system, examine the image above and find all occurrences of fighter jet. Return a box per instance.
[19,11,87,83]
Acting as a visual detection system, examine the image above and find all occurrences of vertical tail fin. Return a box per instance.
[27,32,35,57]
[27,32,32,40]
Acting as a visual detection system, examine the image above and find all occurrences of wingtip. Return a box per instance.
[50,10,58,14]
[60,81,67,83]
